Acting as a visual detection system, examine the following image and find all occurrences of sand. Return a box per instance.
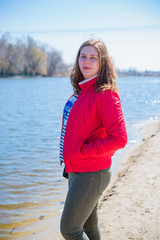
[47,121,160,240]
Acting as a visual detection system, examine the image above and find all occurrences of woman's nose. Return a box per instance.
[84,57,89,64]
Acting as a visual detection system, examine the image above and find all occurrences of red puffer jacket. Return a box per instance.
[62,76,127,173]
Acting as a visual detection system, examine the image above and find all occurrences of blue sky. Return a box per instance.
[0,0,160,71]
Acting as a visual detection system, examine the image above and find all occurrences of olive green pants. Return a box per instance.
[60,168,111,240]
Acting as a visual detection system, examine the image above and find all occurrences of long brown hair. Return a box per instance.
[70,39,118,94]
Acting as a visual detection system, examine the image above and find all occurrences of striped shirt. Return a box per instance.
[59,94,78,164]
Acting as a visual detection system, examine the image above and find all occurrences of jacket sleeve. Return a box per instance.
[81,90,127,158]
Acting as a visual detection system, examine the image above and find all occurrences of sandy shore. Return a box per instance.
[48,121,160,240]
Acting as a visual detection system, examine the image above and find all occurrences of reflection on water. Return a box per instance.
[0,76,160,239]
[0,170,67,238]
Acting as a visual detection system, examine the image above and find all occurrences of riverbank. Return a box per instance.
[47,121,160,240]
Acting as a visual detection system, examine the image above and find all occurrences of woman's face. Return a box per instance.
[78,46,100,79]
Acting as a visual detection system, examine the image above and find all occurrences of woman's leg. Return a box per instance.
[83,203,100,239]
[60,168,111,240]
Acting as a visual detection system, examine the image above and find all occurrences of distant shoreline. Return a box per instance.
[1,72,160,79]
[117,73,160,77]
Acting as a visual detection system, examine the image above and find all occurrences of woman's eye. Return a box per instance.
[80,55,86,59]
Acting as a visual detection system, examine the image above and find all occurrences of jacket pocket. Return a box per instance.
[64,138,86,162]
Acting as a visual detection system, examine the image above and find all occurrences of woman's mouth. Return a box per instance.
[83,66,91,70]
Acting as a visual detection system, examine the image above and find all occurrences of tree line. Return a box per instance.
[0,33,68,77]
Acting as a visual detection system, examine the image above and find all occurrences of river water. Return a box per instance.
[0,76,160,239]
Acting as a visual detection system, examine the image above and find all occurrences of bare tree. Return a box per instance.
[13,39,26,74]
[0,33,9,76]
[47,48,63,76]
[24,37,47,76]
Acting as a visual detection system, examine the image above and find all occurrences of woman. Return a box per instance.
[59,39,127,240]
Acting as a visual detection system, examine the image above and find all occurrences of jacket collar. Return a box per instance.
[78,75,98,91]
